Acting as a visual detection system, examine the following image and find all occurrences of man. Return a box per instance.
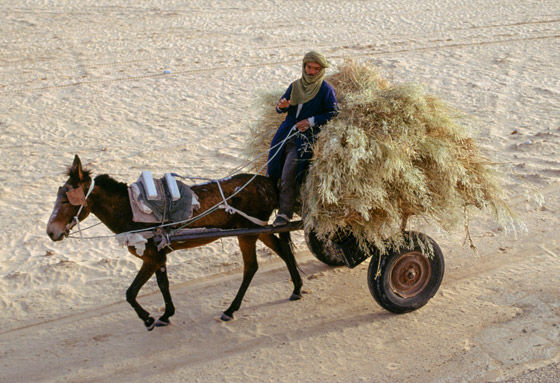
[267,51,338,227]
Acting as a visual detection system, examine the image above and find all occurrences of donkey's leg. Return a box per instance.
[221,235,259,321]
[151,264,175,327]
[126,260,160,330]
[154,263,175,327]
[259,232,302,300]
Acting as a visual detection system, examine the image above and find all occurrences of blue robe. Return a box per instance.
[267,81,338,181]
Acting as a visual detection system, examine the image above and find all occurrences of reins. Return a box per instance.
[65,126,301,241]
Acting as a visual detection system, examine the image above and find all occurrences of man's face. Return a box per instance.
[305,62,322,76]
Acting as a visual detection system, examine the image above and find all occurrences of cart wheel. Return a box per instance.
[367,232,444,313]
[304,228,345,267]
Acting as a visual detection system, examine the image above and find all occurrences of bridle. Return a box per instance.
[65,179,95,238]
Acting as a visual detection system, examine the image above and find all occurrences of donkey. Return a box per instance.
[47,155,302,330]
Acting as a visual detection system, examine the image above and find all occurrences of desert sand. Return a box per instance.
[1,1,559,382]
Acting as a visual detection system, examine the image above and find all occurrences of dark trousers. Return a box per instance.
[278,136,299,219]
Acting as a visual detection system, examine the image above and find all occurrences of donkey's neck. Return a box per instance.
[89,174,135,234]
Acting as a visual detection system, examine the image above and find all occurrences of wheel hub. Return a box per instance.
[389,251,432,299]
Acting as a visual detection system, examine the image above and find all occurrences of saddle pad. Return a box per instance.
[128,180,200,223]
[128,186,160,223]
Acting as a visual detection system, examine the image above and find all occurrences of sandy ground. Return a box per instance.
[1,1,559,382]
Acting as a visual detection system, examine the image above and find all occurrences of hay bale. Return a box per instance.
[246,61,517,254]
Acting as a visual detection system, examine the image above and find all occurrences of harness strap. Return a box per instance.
[69,179,96,239]
[215,180,268,227]
[218,204,268,226]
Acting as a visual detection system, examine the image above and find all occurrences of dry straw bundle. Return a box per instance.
[246,61,517,254]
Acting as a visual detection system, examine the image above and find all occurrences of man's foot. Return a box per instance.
[273,214,290,227]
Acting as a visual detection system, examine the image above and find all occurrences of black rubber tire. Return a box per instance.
[367,232,444,314]
[304,228,346,267]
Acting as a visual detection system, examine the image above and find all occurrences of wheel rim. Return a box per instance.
[389,251,431,298]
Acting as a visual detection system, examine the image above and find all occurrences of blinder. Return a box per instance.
[66,185,87,207]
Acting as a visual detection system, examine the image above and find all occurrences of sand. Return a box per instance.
[1,1,559,382]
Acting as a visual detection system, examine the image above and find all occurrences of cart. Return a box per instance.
[159,219,444,314]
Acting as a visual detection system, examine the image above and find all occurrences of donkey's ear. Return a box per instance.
[71,155,84,181]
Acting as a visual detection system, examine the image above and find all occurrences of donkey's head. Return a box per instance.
[46,155,93,241]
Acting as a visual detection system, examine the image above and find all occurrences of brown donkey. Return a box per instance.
[47,155,302,330]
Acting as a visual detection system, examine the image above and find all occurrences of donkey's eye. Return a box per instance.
[57,187,70,204]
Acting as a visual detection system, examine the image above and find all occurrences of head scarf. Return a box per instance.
[289,51,330,106]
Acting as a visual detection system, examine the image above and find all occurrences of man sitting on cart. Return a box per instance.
[267,50,338,227]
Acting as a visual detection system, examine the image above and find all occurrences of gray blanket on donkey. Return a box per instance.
[135,177,193,223]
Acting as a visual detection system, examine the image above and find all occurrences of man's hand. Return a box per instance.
[277,98,290,109]
[296,119,310,132]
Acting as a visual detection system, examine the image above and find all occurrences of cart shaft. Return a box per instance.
[158,220,303,243]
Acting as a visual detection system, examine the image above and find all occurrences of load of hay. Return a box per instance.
[246,61,517,255]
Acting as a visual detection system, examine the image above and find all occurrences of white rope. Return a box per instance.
[220,205,268,226]
[66,126,300,240]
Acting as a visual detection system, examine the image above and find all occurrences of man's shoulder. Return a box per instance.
[321,80,334,92]
[321,80,337,96]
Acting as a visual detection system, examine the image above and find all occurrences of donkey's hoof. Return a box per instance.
[220,312,233,322]
[289,293,302,301]
[155,318,170,327]
[144,317,156,331]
